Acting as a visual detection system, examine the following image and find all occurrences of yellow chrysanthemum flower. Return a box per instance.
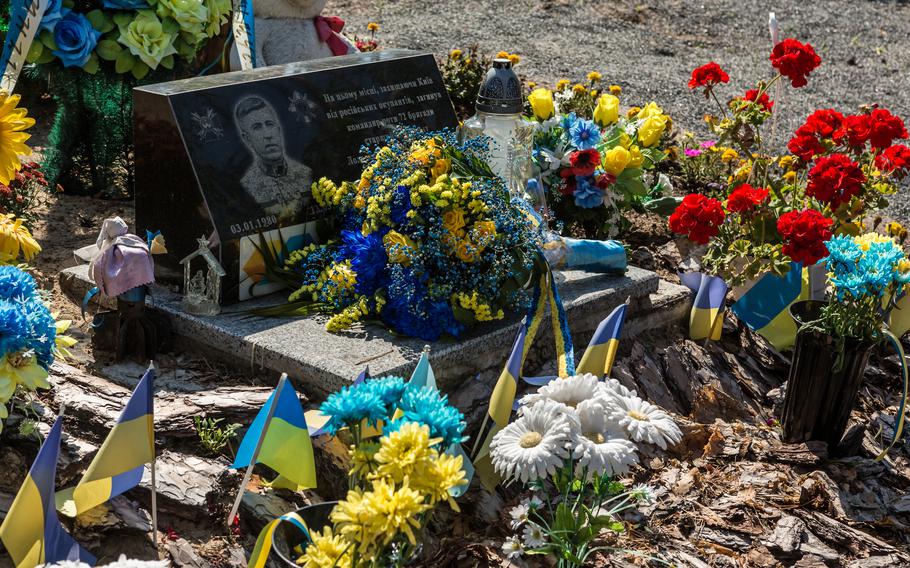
[508,54,520,65]
[0,214,40,263]
[609,85,622,95]
[572,84,586,94]
[349,441,381,479]
[721,148,739,163]
[496,50,509,59]
[373,422,440,483]
[367,22,379,32]
[555,79,570,91]
[886,221,905,238]
[0,92,34,186]
[362,478,429,546]
[410,452,468,510]
[855,233,893,251]
[449,48,462,59]
[331,488,381,549]
[298,526,352,568]
[586,71,602,83]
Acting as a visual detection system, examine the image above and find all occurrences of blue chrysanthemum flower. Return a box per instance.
[0,300,30,358]
[392,386,466,447]
[339,230,389,295]
[25,299,56,368]
[824,236,862,278]
[0,265,37,301]
[365,375,407,410]
[319,382,388,435]
[569,119,601,150]
[573,176,605,208]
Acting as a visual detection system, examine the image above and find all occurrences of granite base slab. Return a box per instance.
[61,264,664,398]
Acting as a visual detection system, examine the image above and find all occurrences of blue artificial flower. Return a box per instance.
[102,0,150,8]
[52,10,101,69]
[824,235,862,278]
[38,0,66,33]
[559,112,578,132]
[339,230,388,295]
[0,300,30,359]
[319,382,388,435]
[25,299,56,368]
[388,386,466,447]
[569,119,601,150]
[365,375,407,409]
[573,176,605,208]
[0,265,37,301]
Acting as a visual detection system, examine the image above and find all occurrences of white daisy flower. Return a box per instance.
[522,523,548,549]
[601,378,637,399]
[509,501,530,528]
[520,373,601,415]
[609,396,682,450]
[574,399,638,478]
[502,536,524,559]
[490,402,573,483]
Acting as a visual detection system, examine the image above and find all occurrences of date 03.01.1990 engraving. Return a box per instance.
[229,215,278,236]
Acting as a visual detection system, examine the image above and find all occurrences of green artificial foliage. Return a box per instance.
[38,65,180,196]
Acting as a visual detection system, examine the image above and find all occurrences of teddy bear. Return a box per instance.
[230,0,358,69]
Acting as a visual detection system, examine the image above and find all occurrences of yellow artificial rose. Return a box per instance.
[638,114,668,147]
[628,145,643,168]
[603,146,631,176]
[592,94,619,127]
[619,132,632,149]
[430,157,451,180]
[384,230,418,265]
[528,88,555,121]
[442,208,466,236]
[471,220,497,248]
[636,102,664,120]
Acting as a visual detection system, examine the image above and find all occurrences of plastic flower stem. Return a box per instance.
[708,88,729,120]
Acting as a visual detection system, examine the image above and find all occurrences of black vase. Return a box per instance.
[271,501,338,566]
[781,300,876,449]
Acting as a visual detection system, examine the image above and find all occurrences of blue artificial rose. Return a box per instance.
[52,10,102,68]
[573,176,605,209]
[102,0,151,9]
[38,0,65,33]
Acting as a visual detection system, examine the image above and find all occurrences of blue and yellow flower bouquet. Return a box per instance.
[255,128,544,341]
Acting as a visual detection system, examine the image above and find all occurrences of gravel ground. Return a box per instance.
[329,0,910,218]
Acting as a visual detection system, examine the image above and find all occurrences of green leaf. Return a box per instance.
[114,49,135,73]
[643,195,682,216]
[162,18,180,36]
[40,31,58,50]
[25,40,44,64]
[131,60,150,80]
[599,125,622,148]
[96,39,122,61]
[99,16,116,34]
[82,54,100,74]
[553,503,577,534]
[160,54,174,69]
[112,12,133,27]
[36,48,56,64]
[86,9,105,30]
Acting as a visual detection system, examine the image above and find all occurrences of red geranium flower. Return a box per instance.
[594,173,616,189]
[876,144,910,174]
[689,62,730,91]
[801,109,844,139]
[806,154,866,207]
[569,148,601,176]
[777,209,833,266]
[834,114,872,148]
[867,108,908,150]
[726,183,770,213]
[770,39,821,88]
[668,193,725,244]
[787,133,825,162]
[743,89,774,112]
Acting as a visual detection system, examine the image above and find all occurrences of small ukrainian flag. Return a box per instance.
[488,323,527,429]
[576,303,627,378]
[232,378,317,490]
[680,272,728,341]
[730,262,805,350]
[1,416,95,567]
[58,367,155,517]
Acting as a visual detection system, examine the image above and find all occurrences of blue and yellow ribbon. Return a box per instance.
[247,511,309,568]
[876,329,908,461]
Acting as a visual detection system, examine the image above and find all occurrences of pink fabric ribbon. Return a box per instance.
[314,15,349,56]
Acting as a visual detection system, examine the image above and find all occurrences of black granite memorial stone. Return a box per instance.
[134,49,458,304]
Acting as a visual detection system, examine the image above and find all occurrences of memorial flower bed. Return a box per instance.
[527,78,672,239]
[669,37,908,287]
[257,128,543,341]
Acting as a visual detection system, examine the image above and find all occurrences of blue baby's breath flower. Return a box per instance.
[320,382,388,434]
[569,119,601,150]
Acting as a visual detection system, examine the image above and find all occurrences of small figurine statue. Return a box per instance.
[86,217,167,360]
[180,236,226,316]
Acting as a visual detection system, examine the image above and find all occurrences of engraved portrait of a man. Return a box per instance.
[235,95,313,222]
